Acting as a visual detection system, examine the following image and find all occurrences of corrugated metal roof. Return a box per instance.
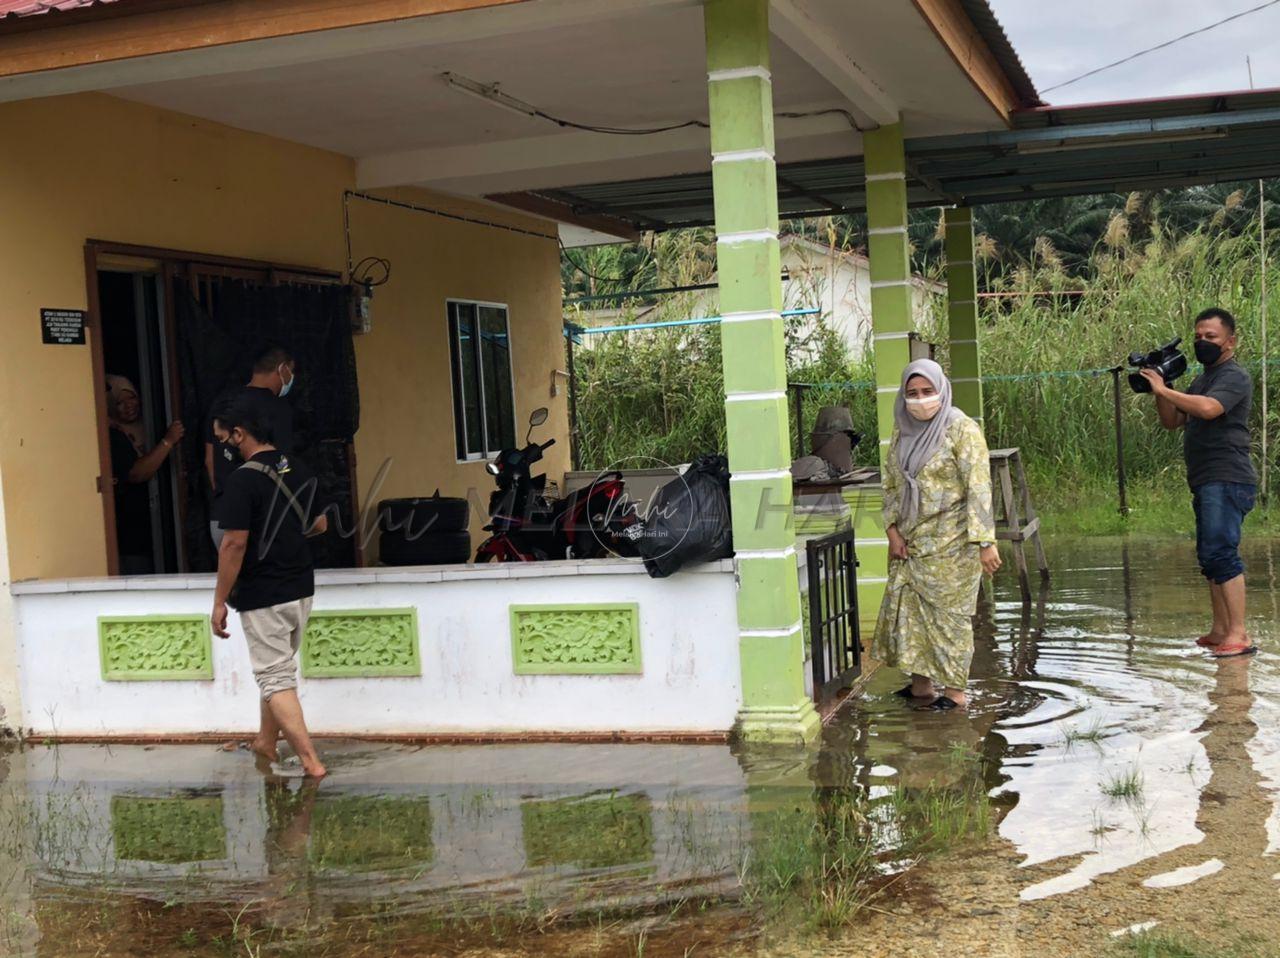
[527,90,1280,231]
[959,0,1041,107]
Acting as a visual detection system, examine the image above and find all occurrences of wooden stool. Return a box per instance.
[989,448,1049,601]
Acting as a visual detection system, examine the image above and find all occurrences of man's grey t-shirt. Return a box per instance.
[1183,357,1257,489]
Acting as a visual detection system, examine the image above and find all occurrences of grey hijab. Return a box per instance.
[893,358,963,525]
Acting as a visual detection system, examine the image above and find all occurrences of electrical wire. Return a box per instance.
[1042,0,1280,94]
[351,255,391,288]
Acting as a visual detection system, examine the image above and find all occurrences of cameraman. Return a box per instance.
[1145,307,1257,658]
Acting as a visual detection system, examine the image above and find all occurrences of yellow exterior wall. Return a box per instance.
[0,92,567,580]
[344,189,567,561]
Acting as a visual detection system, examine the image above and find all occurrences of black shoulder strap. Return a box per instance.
[237,460,310,529]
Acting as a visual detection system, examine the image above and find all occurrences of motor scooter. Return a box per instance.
[474,408,639,562]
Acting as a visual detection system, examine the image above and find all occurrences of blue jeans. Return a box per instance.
[1192,482,1256,584]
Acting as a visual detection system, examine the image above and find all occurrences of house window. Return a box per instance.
[448,301,516,460]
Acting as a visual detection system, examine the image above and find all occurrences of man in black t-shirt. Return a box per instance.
[205,345,298,548]
[210,394,328,778]
[1147,307,1258,658]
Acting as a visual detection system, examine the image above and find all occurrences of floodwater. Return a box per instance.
[4,537,1280,957]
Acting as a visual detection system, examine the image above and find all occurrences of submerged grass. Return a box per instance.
[1110,930,1279,958]
[740,782,992,932]
[1101,764,1146,803]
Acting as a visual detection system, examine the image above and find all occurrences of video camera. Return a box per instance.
[1127,338,1188,394]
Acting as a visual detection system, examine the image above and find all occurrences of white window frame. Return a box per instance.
[447,299,517,462]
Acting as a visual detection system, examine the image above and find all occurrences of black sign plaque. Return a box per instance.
[41,308,86,345]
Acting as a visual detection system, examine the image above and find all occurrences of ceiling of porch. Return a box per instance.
[0,0,1032,211]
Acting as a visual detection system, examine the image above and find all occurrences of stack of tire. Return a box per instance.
[377,494,471,566]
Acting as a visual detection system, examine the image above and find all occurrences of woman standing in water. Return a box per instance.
[873,359,1000,711]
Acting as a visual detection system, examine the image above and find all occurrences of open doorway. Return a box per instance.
[87,241,360,576]
[96,266,184,574]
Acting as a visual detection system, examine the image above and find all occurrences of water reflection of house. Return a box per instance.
[572,235,944,360]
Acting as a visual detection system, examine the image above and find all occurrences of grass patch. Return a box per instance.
[1110,930,1277,957]
[1101,764,1146,803]
[741,783,992,932]
[1062,719,1107,750]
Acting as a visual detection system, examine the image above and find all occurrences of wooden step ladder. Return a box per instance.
[989,448,1049,601]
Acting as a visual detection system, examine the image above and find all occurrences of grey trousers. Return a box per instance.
[240,596,314,700]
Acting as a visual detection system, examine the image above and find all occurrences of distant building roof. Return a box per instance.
[0,0,119,18]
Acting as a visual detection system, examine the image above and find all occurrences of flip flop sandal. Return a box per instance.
[914,696,959,712]
[1210,645,1258,659]
[1195,635,1224,648]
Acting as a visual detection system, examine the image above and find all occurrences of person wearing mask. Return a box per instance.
[205,345,297,548]
[1146,307,1257,658]
[872,359,1000,711]
[210,395,327,778]
[106,374,183,574]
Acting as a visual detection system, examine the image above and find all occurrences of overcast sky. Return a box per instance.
[990,0,1280,105]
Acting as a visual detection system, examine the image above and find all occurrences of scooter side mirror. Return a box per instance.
[526,407,549,443]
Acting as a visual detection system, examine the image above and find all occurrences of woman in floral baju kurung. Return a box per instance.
[871,359,999,710]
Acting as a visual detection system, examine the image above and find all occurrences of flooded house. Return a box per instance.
[0,0,1278,754]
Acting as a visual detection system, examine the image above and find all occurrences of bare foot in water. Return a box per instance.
[302,760,327,779]
[250,735,280,764]
[1196,631,1226,648]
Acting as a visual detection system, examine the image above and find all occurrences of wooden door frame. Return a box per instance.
[85,239,355,575]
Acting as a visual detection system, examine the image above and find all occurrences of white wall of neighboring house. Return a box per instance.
[569,235,944,360]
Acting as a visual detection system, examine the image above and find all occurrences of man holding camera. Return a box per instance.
[1146,307,1257,658]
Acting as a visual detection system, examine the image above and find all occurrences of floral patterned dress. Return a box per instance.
[871,414,995,690]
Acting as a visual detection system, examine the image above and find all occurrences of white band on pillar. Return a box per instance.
[707,66,772,82]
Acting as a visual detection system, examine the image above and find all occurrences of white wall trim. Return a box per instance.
[950,338,978,345]
[865,172,906,182]
[725,390,786,403]
[867,225,907,235]
[951,376,980,384]
[870,279,909,289]
[873,331,910,340]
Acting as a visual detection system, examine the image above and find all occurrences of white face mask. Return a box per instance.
[279,364,296,398]
[905,396,942,421]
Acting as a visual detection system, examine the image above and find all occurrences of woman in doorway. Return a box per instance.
[873,359,1000,711]
[107,374,184,574]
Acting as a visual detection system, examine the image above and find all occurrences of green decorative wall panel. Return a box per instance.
[522,792,654,869]
[111,794,226,863]
[510,603,641,675]
[98,615,213,681]
[301,608,420,678]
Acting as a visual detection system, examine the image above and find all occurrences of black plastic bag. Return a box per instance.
[638,454,733,578]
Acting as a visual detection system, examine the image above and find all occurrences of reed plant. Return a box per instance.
[571,209,1280,528]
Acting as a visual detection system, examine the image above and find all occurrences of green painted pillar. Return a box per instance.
[705,0,819,745]
[945,206,984,422]
[863,123,913,468]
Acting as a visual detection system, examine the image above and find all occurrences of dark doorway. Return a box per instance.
[97,268,183,574]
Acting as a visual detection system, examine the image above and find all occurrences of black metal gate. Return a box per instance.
[807,528,861,707]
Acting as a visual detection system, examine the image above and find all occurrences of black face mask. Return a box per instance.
[1194,340,1223,366]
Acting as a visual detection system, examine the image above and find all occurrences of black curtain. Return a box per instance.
[173,277,359,571]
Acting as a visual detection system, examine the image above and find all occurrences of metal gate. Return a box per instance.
[807,528,861,707]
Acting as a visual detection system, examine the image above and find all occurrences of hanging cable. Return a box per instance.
[1042,0,1280,94]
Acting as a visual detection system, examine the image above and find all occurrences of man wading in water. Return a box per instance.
[1146,307,1258,658]
[211,396,329,777]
